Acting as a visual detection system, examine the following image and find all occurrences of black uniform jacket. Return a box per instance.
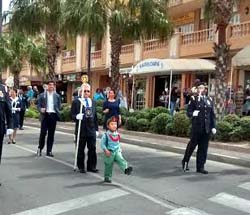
[71,98,98,137]
[187,95,216,134]
[0,84,13,135]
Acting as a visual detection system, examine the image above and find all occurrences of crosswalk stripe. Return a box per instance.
[239,182,250,191]
[11,188,129,215]
[166,207,212,215]
[209,192,250,214]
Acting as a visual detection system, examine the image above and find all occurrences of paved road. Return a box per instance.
[1,126,250,215]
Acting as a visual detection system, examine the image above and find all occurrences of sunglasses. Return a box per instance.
[84,90,90,93]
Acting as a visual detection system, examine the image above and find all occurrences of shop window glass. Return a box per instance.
[134,79,146,110]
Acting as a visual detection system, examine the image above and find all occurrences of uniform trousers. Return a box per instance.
[77,136,97,171]
[0,134,4,164]
[183,128,210,170]
[104,150,128,180]
[38,113,57,153]
[19,109,25,128]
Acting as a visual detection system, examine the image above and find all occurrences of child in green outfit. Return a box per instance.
[100,116,133,183]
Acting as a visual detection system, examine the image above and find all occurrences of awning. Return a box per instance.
[130,58,215,75]
[232,45,250,69]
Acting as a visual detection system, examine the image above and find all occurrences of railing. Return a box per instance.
[229,21,250,38]
[144,39,168,52]
[181,28,214,45]
[62,50,76,58]
[62,56,76,64]
[168,0,183,7]
[91,50,102,59]
[121,44,134,54]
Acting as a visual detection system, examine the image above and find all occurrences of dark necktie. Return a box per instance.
[85,98,89,107]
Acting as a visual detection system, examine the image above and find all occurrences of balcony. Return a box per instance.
[91,50,104,68]
[180,29,215,57]
[228,21,250,50]
[143,39,169,59]
[62,50,76,73]
[169,0,182,7]
[120,44,134,65]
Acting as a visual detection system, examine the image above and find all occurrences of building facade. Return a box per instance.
[3,0,250,108]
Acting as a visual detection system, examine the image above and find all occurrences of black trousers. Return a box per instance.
[38,113,57,153]
[19,109,25,128]
[0,134,4,164]
[77,136,97,170]
[183,129,210,170]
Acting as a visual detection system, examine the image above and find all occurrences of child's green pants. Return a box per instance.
[104,150,128,179]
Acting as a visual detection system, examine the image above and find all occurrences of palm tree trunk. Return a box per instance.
[110,31,122,93]
[13,72,20,89]
[213,42,230,120]
[45,32,58,82]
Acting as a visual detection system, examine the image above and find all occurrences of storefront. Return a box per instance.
[130,58,215,110]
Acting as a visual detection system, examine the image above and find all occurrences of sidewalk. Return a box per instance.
[25,118,250,168]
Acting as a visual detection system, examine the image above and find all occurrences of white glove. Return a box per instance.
[212,128,217,135]
[193,110,200,117]
[76,113,84,120]
[6,129,14,136]
[96,131,99,137]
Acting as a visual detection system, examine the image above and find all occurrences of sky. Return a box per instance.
[3,0,11,12]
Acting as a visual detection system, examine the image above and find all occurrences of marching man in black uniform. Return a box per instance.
[0,83,13,186]
[71,83,99,173]
[182,82,216,174]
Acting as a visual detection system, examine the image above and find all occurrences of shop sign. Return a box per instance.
[135,59,164,73]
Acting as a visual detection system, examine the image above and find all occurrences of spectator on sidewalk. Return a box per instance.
[18,89,28,130]
[71,83,99,173]
[93,88,105,101]
[103,89,121,130]
[8,89,21,144]
[170,87,179,116]
[0,83,13,186]
[37,81,61,157]
[182,82,216,174]
[100,116,133,183]
[26,86,34,107]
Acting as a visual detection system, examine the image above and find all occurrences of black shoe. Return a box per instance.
[19,127,24,130]
[46,152,54,157]
[37,149,42,156]
[104,178,112,183]
[79,169,86,173]
[7,141,11,144]
[87,168,99,173]
[182,160,189,172]
[197,169,208,174]
[124,166,133,175]
[0,182,1,186]
[12,141,16,144]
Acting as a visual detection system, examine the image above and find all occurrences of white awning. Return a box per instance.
[232,45,250,68]
[130,58,215,75]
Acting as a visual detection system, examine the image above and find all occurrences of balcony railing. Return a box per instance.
[121,44,134,54]
[62,56,76,64]
[62,50,76,58]
[91,50,102,59]
[229,21,250,38]
[181,28,214,45]
[169,0,182,6]
[144,39,168,52]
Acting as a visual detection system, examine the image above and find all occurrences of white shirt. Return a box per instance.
[46,92,55,113]
[78,97,92,107]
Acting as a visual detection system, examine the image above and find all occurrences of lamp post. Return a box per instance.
[87,37,91,84]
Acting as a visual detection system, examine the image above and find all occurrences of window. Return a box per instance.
[178,23,194,33]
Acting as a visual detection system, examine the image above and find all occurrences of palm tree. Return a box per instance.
[204,0,237,119]
[61,0,173,91]
[6,0,62,81]
[0,33,47,88]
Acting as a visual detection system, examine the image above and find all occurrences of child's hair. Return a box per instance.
[106,116,117,127]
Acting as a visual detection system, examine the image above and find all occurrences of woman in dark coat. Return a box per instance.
[103,89,121,130]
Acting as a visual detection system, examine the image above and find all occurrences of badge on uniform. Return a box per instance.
[85,107,93,118]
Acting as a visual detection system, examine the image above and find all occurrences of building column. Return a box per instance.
[180,73,186,108]
[134,41,142,63]
[76,36,83,72]
[169,33,181,59]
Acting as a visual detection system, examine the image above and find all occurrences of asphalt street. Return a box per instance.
[1,126,250,215]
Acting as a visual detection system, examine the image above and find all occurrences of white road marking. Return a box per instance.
[11,189,129,215]
[239,182,250,191]
[167,207,213,215]
[15,126,177,210]
[209,192,250,214]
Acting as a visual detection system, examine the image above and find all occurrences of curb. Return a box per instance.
[24,120,250,168]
